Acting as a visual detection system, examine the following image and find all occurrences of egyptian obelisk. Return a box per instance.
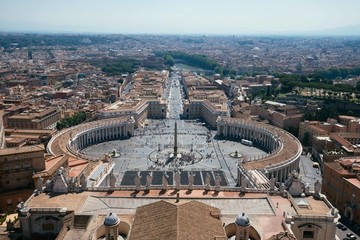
[174,122,178,156]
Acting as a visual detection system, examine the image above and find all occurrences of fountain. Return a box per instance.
[109,149,121,158]
[230,149,243,158]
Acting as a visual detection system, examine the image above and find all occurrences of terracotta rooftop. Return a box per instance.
[128,200,225,240]
[27,191,93,212]
[338,157,360,171]
[33,154,67,178]
[0,144,44,156]
[5,128,55,135]
[309,125,328,135]
[344,177,360,188]
[341,159,355,167]
[68,157,88,178]
[295,196,331,216]
[330,133,354,151]
[324,162,355,177]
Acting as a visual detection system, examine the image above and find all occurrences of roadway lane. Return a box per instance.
[298,154,322,190]
[166,72,183,119]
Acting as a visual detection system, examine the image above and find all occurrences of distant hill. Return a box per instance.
[257,24,360,37]
[313,24,360,36]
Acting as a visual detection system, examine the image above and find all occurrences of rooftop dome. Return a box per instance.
[104,212,120,226]
[235,213,250,227]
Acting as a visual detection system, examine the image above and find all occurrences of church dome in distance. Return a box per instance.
[235,213,250,227]
[104,212,120,226]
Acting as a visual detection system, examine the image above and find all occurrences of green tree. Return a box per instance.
[164,54,175,66]
[215,67,223,74]
[56,111,87,131]
[78,73,86,79]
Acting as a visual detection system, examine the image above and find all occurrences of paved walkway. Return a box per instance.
[87,163,107,186]
[83,120,266,187]
[80,190,274,218]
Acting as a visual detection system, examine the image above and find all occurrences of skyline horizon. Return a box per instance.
[1,0,360,36]
[2,23,360,37]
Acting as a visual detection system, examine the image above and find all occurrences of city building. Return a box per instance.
[98,70,168,127]
[322,157,360,226]
[182,72,228,128]
[6,107,61,130]
[299,119,347,144]
[4,128,55,147]
[251,101,303,134]
[339,115,360,133]
[315,132,360,163]
[0,145,45,212]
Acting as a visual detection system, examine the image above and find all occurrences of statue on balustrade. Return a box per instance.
[134,171,141,191]
[145,172,153,191]
[162,171,169,190]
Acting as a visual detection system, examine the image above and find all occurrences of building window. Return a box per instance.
[303,231,314,238]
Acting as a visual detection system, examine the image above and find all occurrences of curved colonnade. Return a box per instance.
[47,117,135,161]
[216,117,302,182]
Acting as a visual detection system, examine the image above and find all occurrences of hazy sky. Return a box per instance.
[1,0,360,34]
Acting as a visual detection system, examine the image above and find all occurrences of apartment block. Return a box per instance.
[322,157,360,225]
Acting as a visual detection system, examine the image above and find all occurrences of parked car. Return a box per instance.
[337,223,344,229]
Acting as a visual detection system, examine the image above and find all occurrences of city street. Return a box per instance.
[166,72,183,119]
[298,154,322,190]
[336,222,359,240]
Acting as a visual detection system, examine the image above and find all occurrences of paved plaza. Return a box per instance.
[83,119,267,187]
